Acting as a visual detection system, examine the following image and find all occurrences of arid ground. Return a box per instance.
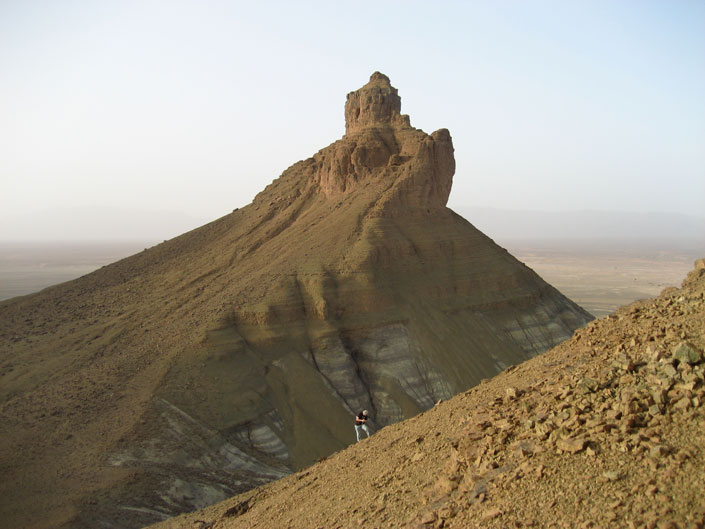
[1,240,698,317]
[507,241,701,317]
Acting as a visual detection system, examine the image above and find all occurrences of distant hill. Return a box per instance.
[451,206,705,247]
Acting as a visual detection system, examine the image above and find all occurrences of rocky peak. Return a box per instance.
[300,72,453,207]
[344,72,411,134]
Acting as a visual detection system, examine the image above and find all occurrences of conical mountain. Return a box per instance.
[0,72,592,529]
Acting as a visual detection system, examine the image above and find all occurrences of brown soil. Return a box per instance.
[150,260,705,529]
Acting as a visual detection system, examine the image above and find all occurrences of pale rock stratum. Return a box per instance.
[0,72,592,528]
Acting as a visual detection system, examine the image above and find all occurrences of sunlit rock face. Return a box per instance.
[0,72,592,529]
[312,72,454,210]
[344,71,408,133]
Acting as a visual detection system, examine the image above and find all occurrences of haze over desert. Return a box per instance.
[1,239,700,320]
[1,2,704,529]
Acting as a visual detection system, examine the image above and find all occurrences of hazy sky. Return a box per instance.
[2,0,704,237]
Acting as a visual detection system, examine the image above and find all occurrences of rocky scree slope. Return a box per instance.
[151,259,705,529]
[0,72,590,529]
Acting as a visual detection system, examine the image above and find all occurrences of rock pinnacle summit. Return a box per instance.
[344,71,410,133]
[308,72,453,207]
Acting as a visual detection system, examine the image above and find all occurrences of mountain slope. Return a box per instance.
[151,260,705,529]
[0,73,591,529]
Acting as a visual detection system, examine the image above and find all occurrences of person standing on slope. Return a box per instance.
[354,410,371,441]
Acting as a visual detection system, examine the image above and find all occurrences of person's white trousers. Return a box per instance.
[355,424,371,441]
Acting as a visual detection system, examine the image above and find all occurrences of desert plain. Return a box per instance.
[1,239,698,318]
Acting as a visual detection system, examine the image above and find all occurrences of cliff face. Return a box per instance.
[0,73,592,529]
[283,72,453,209]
